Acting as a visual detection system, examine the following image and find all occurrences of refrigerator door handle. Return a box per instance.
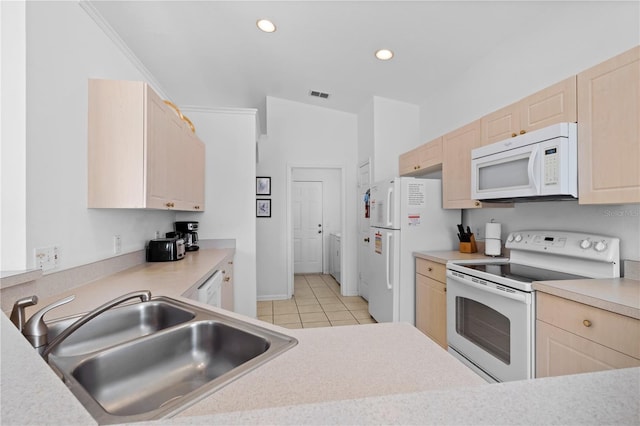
[386,187,393,227]
[386,232,393,290]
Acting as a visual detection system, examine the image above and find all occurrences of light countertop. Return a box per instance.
[2,248,639,425]
[414,249,503,264]
[533,278,640,319]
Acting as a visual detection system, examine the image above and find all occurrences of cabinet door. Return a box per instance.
[145,87,183,209]
[577,46,640,204]
[415,273,447,349]
[536,320,640,378]
[520,76,576,133]
[442,120,484,209]
[221,258,234,311]
[175,130,205,211]
[399,149,419,176]
[417,137,443,170]
[480,103,521,146]
[399,138,443,177]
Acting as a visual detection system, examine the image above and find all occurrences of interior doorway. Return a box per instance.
[292,181,323,274]
[286,165,344,299]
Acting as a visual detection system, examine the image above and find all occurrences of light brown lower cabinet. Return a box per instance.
[536,292,640,378]
[415,259,447,349]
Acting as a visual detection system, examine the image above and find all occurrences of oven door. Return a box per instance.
[446,270,533,382]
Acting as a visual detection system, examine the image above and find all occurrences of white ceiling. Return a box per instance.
[89,1,576,114]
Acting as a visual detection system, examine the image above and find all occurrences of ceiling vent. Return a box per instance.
[309,90,330,99]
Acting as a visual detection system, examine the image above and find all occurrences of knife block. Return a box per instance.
[459,234,478,253]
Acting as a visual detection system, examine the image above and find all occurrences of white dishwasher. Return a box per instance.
[197,270,223,308]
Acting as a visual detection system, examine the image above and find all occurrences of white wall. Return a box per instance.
[292,168,342,274]
[257,97,358,300]
[419,2,640,141]
[372,97,420,182]
[20,1,176,272]
[176,108,257,317]
[1,1,27,270]
[417,1,640,263]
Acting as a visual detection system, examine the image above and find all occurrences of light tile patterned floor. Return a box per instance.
[257,274,377,329]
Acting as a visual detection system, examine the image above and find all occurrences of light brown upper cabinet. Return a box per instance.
[399,137,443,176]
[577,46,640,204]
[88,79,205,211]
[481,76,577,145]
[442,120,484,209]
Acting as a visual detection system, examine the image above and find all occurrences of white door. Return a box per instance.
[357,161,371,300]
[293,181,323,273]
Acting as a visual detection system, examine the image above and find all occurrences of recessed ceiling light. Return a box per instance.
[375,49,394,61]
[256,19,276,33]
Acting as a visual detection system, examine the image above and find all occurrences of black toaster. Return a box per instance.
[146,237,185,262]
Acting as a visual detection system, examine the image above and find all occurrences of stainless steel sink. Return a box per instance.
[46,297,297,424]
[46,300,195,357]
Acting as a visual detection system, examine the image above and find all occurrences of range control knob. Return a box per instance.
[514,234,523,243]
[594,241,607,252]
[507,234,514,243]
[579,239,592,249]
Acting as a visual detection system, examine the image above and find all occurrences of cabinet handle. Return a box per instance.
[474,201,481,207]
[165,202,174,208]
[194,205,200,210]
[583,319,592,327]
[228,261,233,265]
[519,130,526,135]
[427,267,433,272]
[224,276,231,282]
[364,237,370,243]
[511,133,517,138]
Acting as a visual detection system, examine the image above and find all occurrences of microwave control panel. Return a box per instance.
[543,146,559,185]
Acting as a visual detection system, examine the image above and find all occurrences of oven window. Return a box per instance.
[455,297,510,364]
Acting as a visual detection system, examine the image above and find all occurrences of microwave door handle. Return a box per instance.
[528,148,540,194]
[386,187,393,227]
[386,232,393,290]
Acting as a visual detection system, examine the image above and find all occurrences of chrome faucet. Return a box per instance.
[11,290,152,359]
[11,294,75,349]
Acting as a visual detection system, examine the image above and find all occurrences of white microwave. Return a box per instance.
[471,123,577,202]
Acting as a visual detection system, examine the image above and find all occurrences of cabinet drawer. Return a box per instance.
[537,292,640,359]
[416,259,446,282]
[536,320,640,378]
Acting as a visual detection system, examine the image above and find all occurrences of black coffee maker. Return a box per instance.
[174,221,199,251]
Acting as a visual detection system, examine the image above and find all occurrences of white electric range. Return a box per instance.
[446,230,620,382]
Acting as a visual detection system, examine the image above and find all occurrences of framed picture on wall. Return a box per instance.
[256,177,271,195]
[256,199,271,217]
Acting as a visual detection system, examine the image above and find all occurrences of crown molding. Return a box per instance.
[78,0,171,100]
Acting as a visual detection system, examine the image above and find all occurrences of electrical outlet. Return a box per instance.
[113,235,122,254]
[475,227,482,240]
[34,246,59,271]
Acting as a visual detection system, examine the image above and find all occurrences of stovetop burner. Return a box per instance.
[460,263,586,284]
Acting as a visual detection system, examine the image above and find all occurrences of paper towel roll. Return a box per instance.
[485,222,502,256]
[485,222,502,240]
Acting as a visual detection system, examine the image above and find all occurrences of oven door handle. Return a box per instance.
[447,271,529,304]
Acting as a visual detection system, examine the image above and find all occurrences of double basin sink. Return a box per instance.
[45,296,297,424]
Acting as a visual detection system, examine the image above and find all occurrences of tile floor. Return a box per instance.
[257,274,377,329]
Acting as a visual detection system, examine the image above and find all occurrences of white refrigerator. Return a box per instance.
[369,177,459,324]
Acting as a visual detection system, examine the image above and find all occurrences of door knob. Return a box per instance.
[364,237,370,242]
[318,230,322,234]
[318,224,322,227]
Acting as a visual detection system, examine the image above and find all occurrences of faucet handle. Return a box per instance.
[10,296,39,332]
[23,295,75,349]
